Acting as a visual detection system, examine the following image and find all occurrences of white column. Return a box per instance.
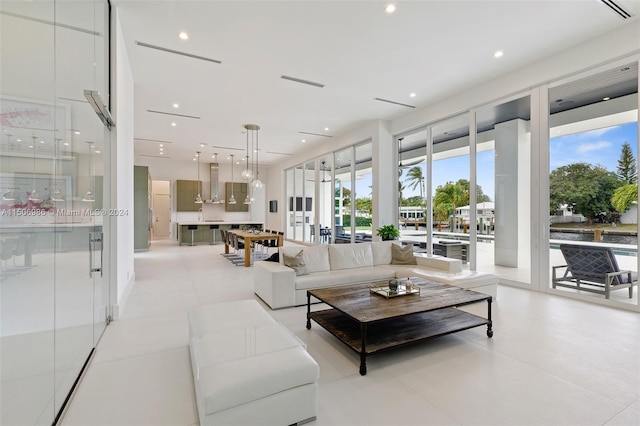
[371,120,395,235]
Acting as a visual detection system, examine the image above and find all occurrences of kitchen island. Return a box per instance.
[177,221,263,246]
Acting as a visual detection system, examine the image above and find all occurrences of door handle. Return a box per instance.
[89,232,103,276]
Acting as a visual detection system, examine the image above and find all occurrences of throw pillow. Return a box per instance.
[391,244,417,265]
[283,250,309,276]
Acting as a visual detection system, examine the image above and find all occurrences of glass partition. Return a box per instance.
[285,168,294,239]
[334,147,352,242]
[317,155,333,244]
[0,1,111,423]
[547,62,638,307]
[303,160,315,243]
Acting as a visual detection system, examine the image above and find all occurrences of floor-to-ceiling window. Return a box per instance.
[353,141,373,242]
[474,94,532,284]
[0,1,111,423]
[334,147,352,242]
[546,61,638,308]
[397,129,427,243]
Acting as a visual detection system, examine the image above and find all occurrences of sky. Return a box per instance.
[396,121,638,201]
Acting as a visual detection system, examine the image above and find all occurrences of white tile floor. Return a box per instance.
[61,240,640,426]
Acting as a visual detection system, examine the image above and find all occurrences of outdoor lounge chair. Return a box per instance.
[552,243,636,299]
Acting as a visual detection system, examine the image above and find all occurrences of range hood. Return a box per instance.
[208,162,222,203]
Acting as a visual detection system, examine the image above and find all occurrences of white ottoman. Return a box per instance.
[188,301,319,426]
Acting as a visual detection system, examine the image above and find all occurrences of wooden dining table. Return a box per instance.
[225,230,283,267]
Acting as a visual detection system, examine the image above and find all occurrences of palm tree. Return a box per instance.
[434,182,466,231]
[405,166,425,201]
[398,181,406,206]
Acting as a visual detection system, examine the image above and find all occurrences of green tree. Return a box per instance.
[355,197,372,216]
[549,162,622,221]
[617,142,637,184]
[433,181,467,227]
[405,196,424,206]
[611,184,637,213]
[455,179,492,202]
[398,181,405,206]
[405,166,425,202]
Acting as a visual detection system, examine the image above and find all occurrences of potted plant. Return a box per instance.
[376,224,400,241]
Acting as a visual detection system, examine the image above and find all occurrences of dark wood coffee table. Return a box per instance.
[306,277,493,375]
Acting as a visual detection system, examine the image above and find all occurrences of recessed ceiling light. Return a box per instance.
[16,139,21,142]
[159,144,164,147]
[193,158,197,161]
[603,97,611,101]
[171,122,176,127]
[95,150,101,154]
[494,50,504,58]
[324,127,329,131]
[40,140,45,143]
[385,4,396,13]
[200,143,205,147]
[74,131,81,135]
[160,152,164,155]
[179,32,189,40]
[28,145,33,149]
[302,139,306,143]
[173,103,179,108]
[64,142,69,146]
[409,93,416,98]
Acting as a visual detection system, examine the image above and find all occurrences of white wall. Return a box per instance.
[112,11,135,318]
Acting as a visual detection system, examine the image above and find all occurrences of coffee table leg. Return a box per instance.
[306,292,312,330]
[359,324,367,375]
[486,298,493,338]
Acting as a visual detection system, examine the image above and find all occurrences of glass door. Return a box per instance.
[0,1,111,423]
[474,94,532,285]
[547,61,638,308]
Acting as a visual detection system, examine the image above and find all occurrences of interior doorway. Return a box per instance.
[152,180,171,240]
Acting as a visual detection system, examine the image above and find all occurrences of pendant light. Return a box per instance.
[82,141,95,202]
[228,154,236,204]
[211,153,220,203]
[241,125,254,181]
[245,124,263,190]
[51,138,65,202]
[28,136,40,202]
[2,188,16,202]
[195,151,203,204]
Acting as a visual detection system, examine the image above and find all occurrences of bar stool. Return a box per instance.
[187,225,198,246]
[210,224,219,245]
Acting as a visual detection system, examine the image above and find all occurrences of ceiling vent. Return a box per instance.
[374,97,416,108]
[146,110,200,120]
[299,131,332,138]
[599,0,633,19]
[281,75,325,88]
[135,41,222,64]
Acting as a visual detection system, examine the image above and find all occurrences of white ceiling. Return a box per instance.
[113,0,639,166]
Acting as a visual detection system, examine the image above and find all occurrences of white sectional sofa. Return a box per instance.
[188,300,320,425]
[254,241,498,309]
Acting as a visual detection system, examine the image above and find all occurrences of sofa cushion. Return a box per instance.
[295,266,395,290]
[391,244,417,265]
[283,250,309,276]
[328,243,374,270]
[198,346,319,414]
[281,245,330,273]
[371,241,393,265]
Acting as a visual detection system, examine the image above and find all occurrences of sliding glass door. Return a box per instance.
[546,61,638,307]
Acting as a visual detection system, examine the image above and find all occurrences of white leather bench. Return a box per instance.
[188,300,319,425]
